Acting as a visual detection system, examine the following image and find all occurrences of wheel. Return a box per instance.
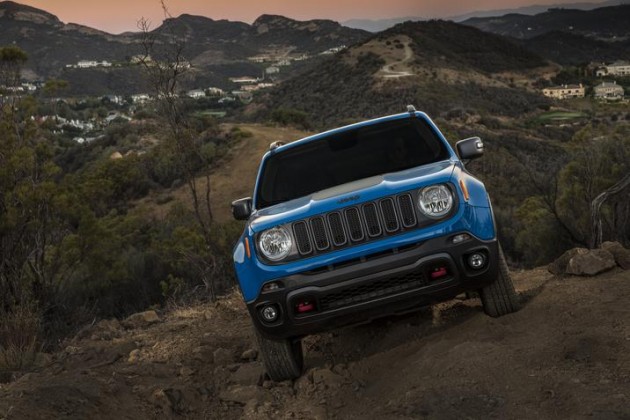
[479,246,520,317]
[255,329,303,381]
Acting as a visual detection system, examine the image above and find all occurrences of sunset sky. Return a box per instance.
[16,0,608,33]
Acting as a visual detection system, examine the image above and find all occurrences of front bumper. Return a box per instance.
[247,233,499,340]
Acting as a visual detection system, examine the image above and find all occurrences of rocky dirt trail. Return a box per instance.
[1,267,629,420]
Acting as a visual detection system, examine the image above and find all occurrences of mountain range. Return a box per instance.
[462,3,630,39]
[342,0,626,32]
[0,1,369,95]
[2,0,630,97]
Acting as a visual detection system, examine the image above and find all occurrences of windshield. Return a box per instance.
[256,117,450,209]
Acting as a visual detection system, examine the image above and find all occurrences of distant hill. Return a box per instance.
[341,1,623,32]
[255,20,551,128]
[342,17,424,33]
[0,1,370,95]
[462,4,630,39]
[522,30,630,65]
[448,0,624,22]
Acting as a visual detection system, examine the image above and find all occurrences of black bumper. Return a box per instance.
[248,234,499,340]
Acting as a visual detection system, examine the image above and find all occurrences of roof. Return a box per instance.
[595,82,624,89]
[545,84,583,90]
[269,111,425,155]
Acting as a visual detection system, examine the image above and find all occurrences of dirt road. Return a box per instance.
[381,41,414,79]
[1,268,629,419]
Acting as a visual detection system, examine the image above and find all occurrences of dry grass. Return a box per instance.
[0,303,40,372]
[136,123,312,223]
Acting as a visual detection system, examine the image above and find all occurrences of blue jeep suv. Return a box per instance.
[231,107,519,380]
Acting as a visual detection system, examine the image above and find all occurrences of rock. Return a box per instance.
[64,345,82,355]
[33,352,53,368]
[213,348,233,365]
[566,249,616,276]
[294,373,314,394]
[128,349,141,363]
[193,345,213,362]
[240,348,258,361]
[179,367,195,377]
[312,368,345,388]
[123,310,161,329]
[219,385,266,405]
[601,241,630,270]
[151,389,173,414]
[548,248,586,275]
[230,363,263,386]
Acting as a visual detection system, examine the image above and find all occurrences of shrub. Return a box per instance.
[0,303,40,372]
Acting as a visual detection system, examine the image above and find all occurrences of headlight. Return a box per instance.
[258,227,293,261]
[418,185,453,218]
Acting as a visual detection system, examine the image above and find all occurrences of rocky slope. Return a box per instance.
[0,267,629,419]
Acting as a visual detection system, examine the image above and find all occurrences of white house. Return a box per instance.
[206,87,225,96]
[597,61,630,77]
[187,89,206,99]
[230,76,259,84]
[77,60,99,68]
[102,95,123,105]
[265,66,280,75]
[131,94,151,104]
[542,84,585,99]
[593,81,625,100]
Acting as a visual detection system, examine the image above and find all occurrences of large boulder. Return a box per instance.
[122,310,161,329]
[565,249,616,276]
[601,241,630,270]
[548,248,586,275]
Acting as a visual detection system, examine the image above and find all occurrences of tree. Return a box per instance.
[137,1,221,299]
[0,45,27,89]
[42,79,69,98]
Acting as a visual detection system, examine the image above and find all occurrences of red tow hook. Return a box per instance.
[296,301,315,314]
[431,267,448,280]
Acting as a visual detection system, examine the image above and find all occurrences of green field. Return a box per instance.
[536,111,587,122]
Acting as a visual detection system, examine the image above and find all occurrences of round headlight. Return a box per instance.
[258,227,292,261]
[418,185,453,218]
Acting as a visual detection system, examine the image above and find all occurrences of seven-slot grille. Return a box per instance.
[292,193,417,256]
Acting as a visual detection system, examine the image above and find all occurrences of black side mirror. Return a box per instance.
[456,136,484,160]
[231,197,253,221]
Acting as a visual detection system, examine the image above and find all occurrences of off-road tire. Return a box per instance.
[480,246,520,317]
[255,330,303,381]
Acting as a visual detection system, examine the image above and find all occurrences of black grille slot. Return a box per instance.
[363,203,382,237]
[319,269,428,311]
[310,217,330,251]
[293,221,312,255]
[327,212,347,246]
[398,194,417,228]
[380,198,399,232]
[344,208,364,242]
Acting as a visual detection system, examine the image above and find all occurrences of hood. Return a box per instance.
[249,159,457,233]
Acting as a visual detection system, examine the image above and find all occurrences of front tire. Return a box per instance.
[480,246,520,317]
[255,330,303,381]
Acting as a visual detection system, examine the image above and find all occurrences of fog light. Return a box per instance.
[467,253,487,270]
[259,305,279,323]
[262,282,280,292]
[452,233,471,244]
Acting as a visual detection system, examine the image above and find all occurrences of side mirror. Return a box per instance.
[231,197,253,221]
[456,136,484,161]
